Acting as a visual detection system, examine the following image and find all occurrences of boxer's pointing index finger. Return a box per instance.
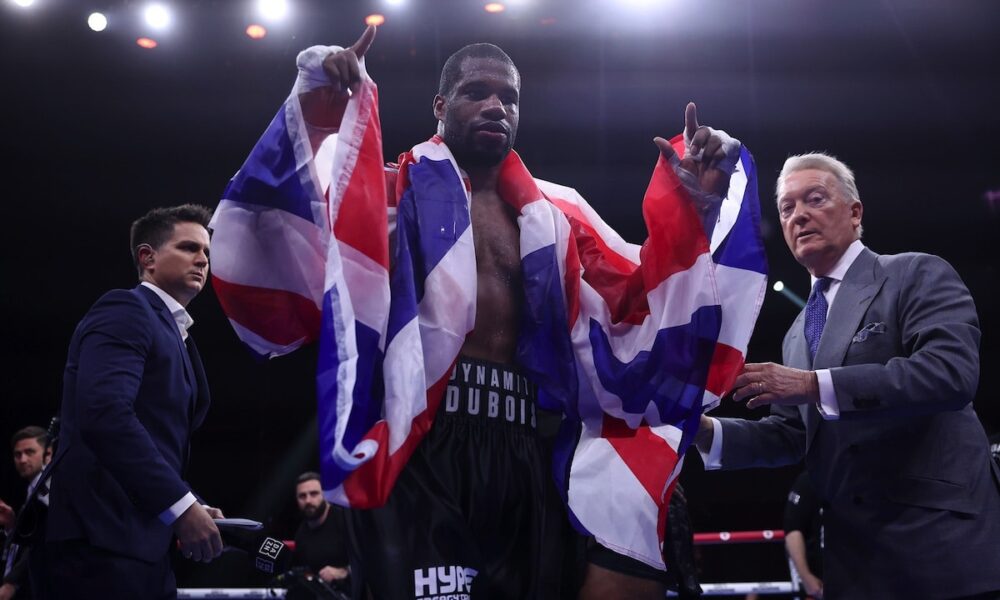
[350,25,376,59]
[684,101,700,141]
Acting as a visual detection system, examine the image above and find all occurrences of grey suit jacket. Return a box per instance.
[718,248,1000,598]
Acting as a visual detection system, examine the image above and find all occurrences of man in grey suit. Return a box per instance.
[695,152,1000,599]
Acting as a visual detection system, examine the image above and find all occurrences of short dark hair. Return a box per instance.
[296,471,322,486]
[129,204,213,278]
[438,43,519,97]
[11,426,49,451]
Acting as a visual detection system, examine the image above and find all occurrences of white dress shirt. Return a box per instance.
[140,281,198,524]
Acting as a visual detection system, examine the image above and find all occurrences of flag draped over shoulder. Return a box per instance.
[210,50,767,570]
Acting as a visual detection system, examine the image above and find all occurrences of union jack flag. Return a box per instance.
[210,48,766,570]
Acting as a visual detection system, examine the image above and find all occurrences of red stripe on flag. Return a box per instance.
[212,276,321,346]
[333,93,389,269]
[639,154,709,290]
[546,137,708,326]
[547,196,637,276]
[705,342,745,397]
[568,217,650,325]
[498,150,544,212]
[342,366,453,508]
[601,415,678,504]
[563,232,582,329]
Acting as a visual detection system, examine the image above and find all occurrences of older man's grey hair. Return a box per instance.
[777,152,863,237]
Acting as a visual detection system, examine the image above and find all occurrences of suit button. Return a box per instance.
[853,495,864,505]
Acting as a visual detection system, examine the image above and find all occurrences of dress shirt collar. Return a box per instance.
[810,239,865,287]
[141,281,194,340]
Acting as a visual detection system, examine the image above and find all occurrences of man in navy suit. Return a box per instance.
[43,204,223,599]
[695,153,1000,598]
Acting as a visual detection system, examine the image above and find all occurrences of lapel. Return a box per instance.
[135,285,197,396]
[813,248,886,370]
[784,309,819,442]
[185,335,211,428]
[784,310,811,370]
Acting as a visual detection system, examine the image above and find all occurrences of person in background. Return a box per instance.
[784,470,823,599]
[1,426,53,600]
[287,472,350,600]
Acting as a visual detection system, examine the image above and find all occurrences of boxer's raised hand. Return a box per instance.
[321,25,376,96]
[298,25,376,129]
[653,102,738,198]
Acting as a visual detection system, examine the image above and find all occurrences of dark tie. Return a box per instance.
[804,277,831,361]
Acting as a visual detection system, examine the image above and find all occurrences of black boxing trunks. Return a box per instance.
[347,356,582,599]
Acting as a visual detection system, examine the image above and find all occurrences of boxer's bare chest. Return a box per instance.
[460,188,522,363]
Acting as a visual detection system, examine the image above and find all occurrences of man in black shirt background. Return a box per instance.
[784,471,823,599]
[288,472,350,599]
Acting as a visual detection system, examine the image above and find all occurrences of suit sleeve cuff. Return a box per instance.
[697,417,724,470]
[815,369,840,420]
[159,492,197,526]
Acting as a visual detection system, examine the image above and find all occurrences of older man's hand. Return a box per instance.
[732,363,820,410]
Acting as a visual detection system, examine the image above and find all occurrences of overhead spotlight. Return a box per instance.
[246,24,267,39]
[143,3,172,31]
[484,2,505,13]
[385,0,404,6]
[88,12,108,32]
[257,0,288,22]
[772,281,784,292]
[136,37,158,49]
[11,0,35,7]
[365,13,385,26]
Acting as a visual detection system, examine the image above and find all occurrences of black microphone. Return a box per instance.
[215,520,291,575]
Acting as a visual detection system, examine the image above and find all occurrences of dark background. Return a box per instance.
[2,0,998,588]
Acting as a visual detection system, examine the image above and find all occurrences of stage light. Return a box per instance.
[257,0,288,22]
[772,281,806,309]
[385,0,404,6]
[143,3,172,31]
[87,12,108,32]
[365,13,385,26]
[136,37,158,49]
[246,24,267,39]
[11,0,34,7]
[485,3,505,13]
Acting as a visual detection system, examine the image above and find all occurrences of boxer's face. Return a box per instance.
[778,168,862,276]
[434,57,520,168]
[296,479,326,520]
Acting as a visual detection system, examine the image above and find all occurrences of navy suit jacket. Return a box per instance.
[718,249,1000,598]
[48,285,211,563]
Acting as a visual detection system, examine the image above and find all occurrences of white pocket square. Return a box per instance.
[852,322,886,343]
